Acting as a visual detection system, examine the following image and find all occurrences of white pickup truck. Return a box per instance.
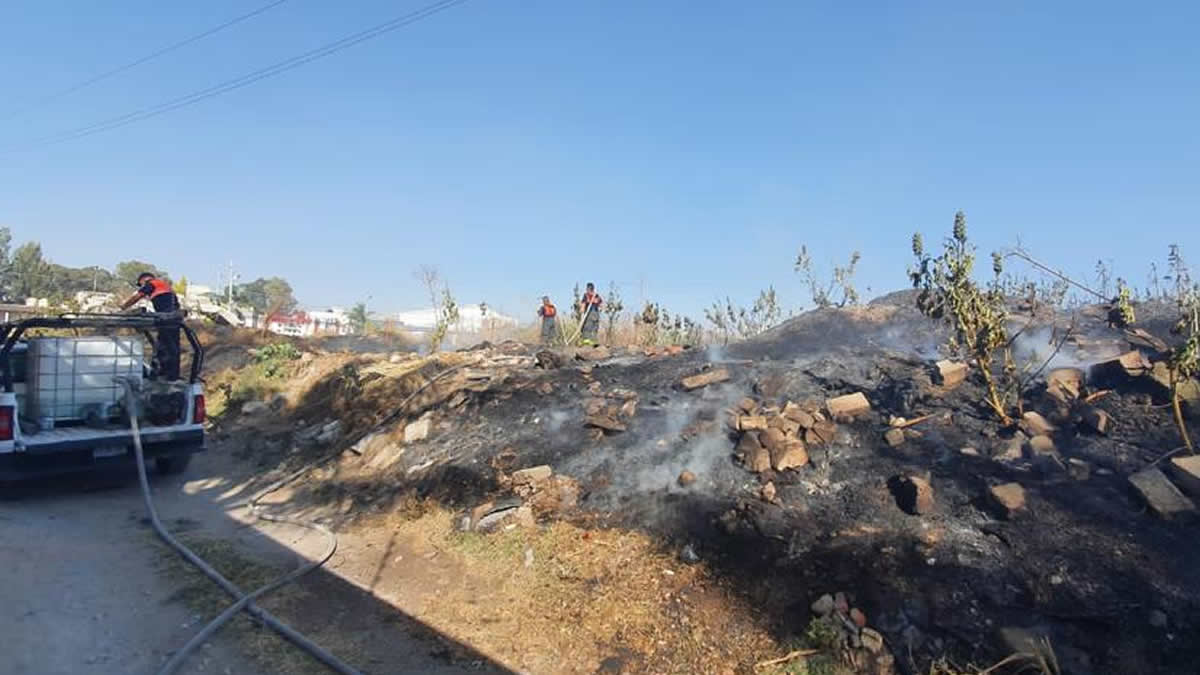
[0,313,206,481]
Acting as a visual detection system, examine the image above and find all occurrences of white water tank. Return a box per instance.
[23,337,145,426]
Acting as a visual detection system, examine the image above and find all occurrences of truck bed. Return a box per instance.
[19,421,204,453]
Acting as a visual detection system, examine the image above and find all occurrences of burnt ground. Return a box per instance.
[218,298,1200,674]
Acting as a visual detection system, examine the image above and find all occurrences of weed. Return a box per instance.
[603,281,625,344]
[795,245,861,308]
[704,288,784,344]
[910,212,1016,424]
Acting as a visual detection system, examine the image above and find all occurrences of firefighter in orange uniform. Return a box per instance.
[120,272,181,380]
[537,296,558,344]
[579,282,602,345]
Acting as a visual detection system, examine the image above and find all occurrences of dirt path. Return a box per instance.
[0,448,507,675]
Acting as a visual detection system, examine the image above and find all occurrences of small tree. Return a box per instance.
[1165,245,1200,452]
[603,282,625,344]
[796,245,861,308]
[348,302,368,334]
[910,212,1016,424]
[10,242,50,300]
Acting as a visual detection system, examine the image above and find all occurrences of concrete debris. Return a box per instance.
[934,360,968,389]
[890,475,935,516]
[680,368,731,391]
[584,414,626,433]
[988,483,1027,518]
[960,446,980,457]
[316,421,341,445]
[1167,456,1200,499]
[771,439,809,471]
[883,428,906,447]
[826,392,871,420]
[1020,411,1058,437]
[608,388,639,401]
[1129,467,1196,519]
[1046,367,1085,402]
[1080,406,1112,435]
[1067,458,1091,481]
[760,481,778,503]
[677,470,697,488]
[403,417,432,443]
[512,465,553,486]
[737,415,769,432]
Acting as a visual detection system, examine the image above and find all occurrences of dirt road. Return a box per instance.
[0,449,507,675]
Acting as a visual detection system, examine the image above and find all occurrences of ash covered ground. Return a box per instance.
[219,294,1200,674]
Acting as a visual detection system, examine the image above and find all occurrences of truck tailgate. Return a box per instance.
[21,423,204,454]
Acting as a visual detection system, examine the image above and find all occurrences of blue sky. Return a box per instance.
[2,0,1197,320]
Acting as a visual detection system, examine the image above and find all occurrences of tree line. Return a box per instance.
[0,226,296,315]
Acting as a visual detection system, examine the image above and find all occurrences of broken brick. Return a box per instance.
[677,471,697,488]
[884,428,906,447]
[890,475,934,515]
[988,483,1026,518]
[585,414,626,433]
[934,360,968,389]
[1046,368,1085,403]
[771,439,809,471]
[782,402,816,429]
[1129,467,1196,519]
[1089,350,1153,385]
[680,368,730,391]
[805,420,838,446]
[737,433,772,473]
[619,399,638,419]
[826,392,871,419]
[575,346,611,361]
[738,415,769,432]
[760,427,787,452]
[737,397,759,414]
[512,465,552,485]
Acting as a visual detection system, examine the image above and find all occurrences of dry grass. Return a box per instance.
[369,503,778,674]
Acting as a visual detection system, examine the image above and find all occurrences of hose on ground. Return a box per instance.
[119,379,361,675]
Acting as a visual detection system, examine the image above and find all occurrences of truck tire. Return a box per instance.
[155,454,193,476]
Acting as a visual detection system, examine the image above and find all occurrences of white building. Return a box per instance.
[395,303,518,334]
[267,308,355,337]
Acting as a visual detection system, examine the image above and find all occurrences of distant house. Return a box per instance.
[395,303,517,346]
[267,308,354,337]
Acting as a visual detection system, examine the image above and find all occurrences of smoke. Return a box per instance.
[1010,326,1110,375]
[706,344,727,363]
[546,408,571,433]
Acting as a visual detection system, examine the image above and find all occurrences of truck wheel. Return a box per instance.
[155,454,193,476]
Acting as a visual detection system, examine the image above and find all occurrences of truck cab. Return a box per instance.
[0,313,206,481]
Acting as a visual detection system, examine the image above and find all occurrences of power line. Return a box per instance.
[5,0,470,153]
[2,0,292,120]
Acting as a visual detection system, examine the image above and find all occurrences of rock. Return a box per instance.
[1149,610,1169,629]
[1080,406,1112,435]
[782,402,816,429]
[512,465,553,485]
[607,388,639,401]
[737,397,759,414]
[677,471,697,487]
[680,543,701,565]
[884,428,906,447]
[993,432,1027,461]
[619,399,638,419]
[1067,458,1091,481]
[269,393,288,410]
[535,350,564,369]
[826,392,871,419]
[1026,434,1057,457]
[1168,456,1200,498]
[934,360,968,389]
[575,346,611,361]
[316,421,341,445]
[737,415,769,432]
[989,483,1026,518]
[890,475,935,515]
[771,440,809,471]
[241,400,268,416]
[850,608,867,628]
[1129,467,1196,519]
[810,594,835,617]
[759,428,787,453]
[515,506,536,529]
[760,481,777,503]
[537,381,554,395]
[680,368,730,391]
[587,381,604,395]
[403,417,432,443]
[1020,411,1057,437]
[583,398,606,416]
[860,627,885,654]
[743,439,772,473]
[960,446,980,457]
[1046,368,1085,402]
[1089,350,1153,385]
